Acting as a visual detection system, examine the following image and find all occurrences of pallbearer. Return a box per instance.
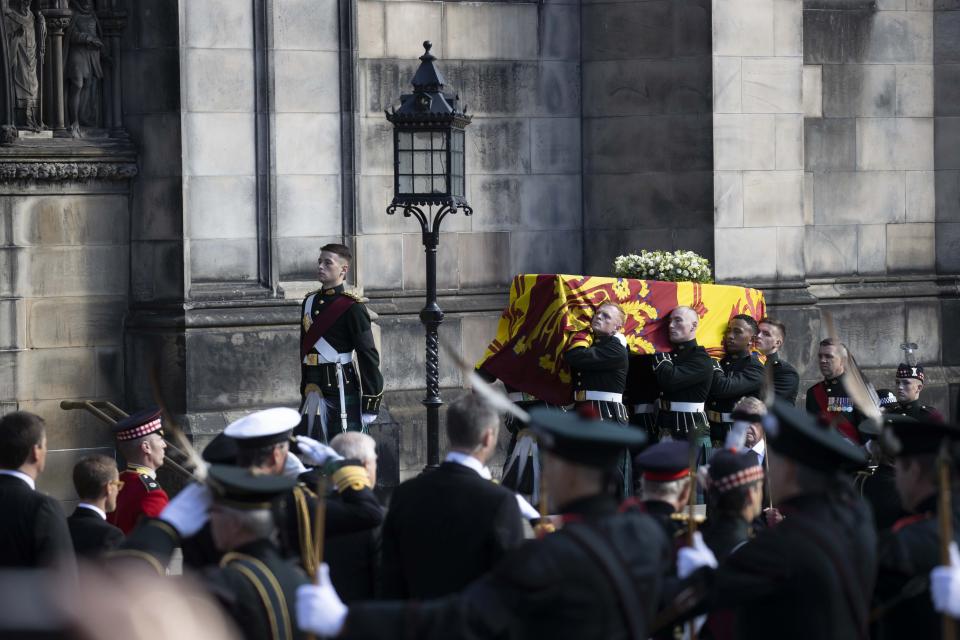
[564,301,631,495]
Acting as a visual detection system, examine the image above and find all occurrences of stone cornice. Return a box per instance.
[0,139,138,182]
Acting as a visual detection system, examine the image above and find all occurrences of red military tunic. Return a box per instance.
[107,464,168,534]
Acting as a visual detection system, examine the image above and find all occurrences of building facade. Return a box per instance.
[0,0,957,502]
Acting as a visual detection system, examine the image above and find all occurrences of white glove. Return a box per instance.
[361,413,377,426]
[653,352,673,369]
[295,436,344,467]
[282,451,308,478]
[931,542,960,616]
[677,531,718,579]
[159,482,212,538]
[297,564,348,637]
[613,332,627,348]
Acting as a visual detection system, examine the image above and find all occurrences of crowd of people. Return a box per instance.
[3,244,960,639]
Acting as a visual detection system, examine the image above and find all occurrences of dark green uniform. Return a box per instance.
[706,352,764,445]
[298,284,383,441]
[626,353,660,440]
[892,399,944,423]
[340,495,672,640]
[117,519,308,640]
[565,334,632,496]
[701,515,751,563]
[672,491,876,640]
[653,339,714,442]
[874,495,960,639]
[564,333,629,422]
[764,351,799,404]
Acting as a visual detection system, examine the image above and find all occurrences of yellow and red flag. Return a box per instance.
[476,274,765,405]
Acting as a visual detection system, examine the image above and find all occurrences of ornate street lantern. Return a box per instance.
[386,41,472,470]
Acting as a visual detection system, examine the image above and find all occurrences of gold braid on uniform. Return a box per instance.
[331,464,373,492]
[104,549,166,576]
[220,552,293,640]
[292,484,317,578]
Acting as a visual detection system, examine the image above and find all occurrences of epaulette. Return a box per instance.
[342,290,363,303]
[138,473,162,492]
[330,463,373,492]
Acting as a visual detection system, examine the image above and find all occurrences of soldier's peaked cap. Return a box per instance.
[882,417,960,457]
[223,407,300,450]
[206,464,296,510]
[762,399,867,471]
[113,408,163,442]
[528,407,646,469]
[634,441,690,481]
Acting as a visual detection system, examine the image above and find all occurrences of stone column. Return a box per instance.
[98,10,127,137]
[41,8,71,137]
[712,0,804,283]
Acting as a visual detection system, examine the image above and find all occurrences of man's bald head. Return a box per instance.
[668,306,699,344]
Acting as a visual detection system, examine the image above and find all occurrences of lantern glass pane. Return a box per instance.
[432,176,448,193]
[452,176,464,197]
[398,132,414,150]
[413,151,430,174]
[451,151,463,178]
[399,176,413,193]
[413,131,432,150]
[398,150,412,174]
[414,176,431,193]
[435,150,447,176]
[452,130,464,152]
[433,131,446,150]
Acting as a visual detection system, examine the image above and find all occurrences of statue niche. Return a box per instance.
[1,0,45,132]
[63,0,102,137]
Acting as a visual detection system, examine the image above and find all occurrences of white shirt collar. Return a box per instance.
[77,503,107,520]
[444,451,492,480]
[751,438,766,463]
[0,469,36,490]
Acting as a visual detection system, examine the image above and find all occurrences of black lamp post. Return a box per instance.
[386,41,472,470]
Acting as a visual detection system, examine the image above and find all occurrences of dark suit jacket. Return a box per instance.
[67,506,124,558]
[0,474,75,571]
[380,461,524,599]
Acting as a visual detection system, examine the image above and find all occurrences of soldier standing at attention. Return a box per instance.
[756,318,800,403]
[652,306,714,455]
[706,314,764,447]
[892,359,944,422]
[298,244,383,443]
[108,408,169,535]
[805,339,866,444]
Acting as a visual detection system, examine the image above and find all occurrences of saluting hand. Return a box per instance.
[296,436,344,467]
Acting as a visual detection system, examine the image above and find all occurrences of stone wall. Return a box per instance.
[581,0,714,275]
[803,1,934,277]
[711,0,804,282]
[1,181,133,507]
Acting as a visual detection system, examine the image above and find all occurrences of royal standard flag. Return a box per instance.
[476,274,766,405]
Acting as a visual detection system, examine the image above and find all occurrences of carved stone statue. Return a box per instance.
[2,0,44,131]
[64,0,102,137]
